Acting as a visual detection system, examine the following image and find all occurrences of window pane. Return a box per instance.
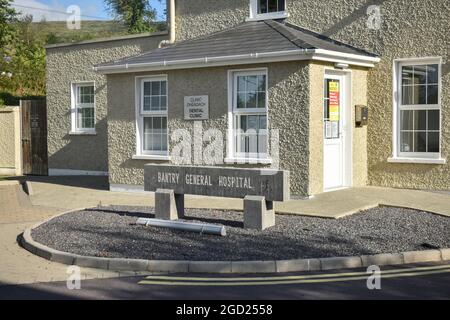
[402,86,413,105]
[417,85,427,104]
[246,76,257,92]
[428,110,440,131]
[401,110,413,130]
[151,96,160,110]
[414,132,427,152]
[427,85,438,104]
[237,76,246,92]
[258,0,267,13]
[246,92,257,108]
[240,115,247,132]
[144,82,151,95]
[259,115,267,130]
[428,132,440,152]
[151,81,160,95]
[414,110,427,131]
[258,75,266,91]
[160,96,167,110]
[78,107,94,129]
[402,66,414,85]
[237,92,246,109]
[413,65,427,85]
[143,117,167,152]
[247,115,258,130]
[143,97,151,111]
[160,81,167,95]
[268,0,278,12]
[257,91,266,109]
[427,64,439,84]
[278,0,285,11]
[400,132,413,152]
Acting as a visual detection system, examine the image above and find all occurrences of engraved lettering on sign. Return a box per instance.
[218,176,253,189]
[157,172,180,184]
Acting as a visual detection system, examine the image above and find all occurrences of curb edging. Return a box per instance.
[21,219,450,274]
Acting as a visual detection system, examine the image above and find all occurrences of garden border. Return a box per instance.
[20,208,450,274]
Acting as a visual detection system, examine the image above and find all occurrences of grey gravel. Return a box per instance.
[32,206,450,261]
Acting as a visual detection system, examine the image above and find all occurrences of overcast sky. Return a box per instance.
[11,0,167,21]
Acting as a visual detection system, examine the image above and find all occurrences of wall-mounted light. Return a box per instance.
[334,63,349,69]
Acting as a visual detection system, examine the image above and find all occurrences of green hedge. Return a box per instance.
[0,92,45,106]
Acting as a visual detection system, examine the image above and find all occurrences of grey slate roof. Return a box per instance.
[96,20,377,69]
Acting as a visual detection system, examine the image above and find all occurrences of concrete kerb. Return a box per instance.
[20,208,450,274]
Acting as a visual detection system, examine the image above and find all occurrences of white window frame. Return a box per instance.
[226,68,271,163]
[70,81,96,134]
[390,57,445,164]
[134,75,169,160]
[247,0,288,21]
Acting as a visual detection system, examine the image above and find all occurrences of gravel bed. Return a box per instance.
[32,206,450,261]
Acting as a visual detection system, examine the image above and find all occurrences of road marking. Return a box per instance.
[139,269,450,286]
[138,265,450,286]
[142,264,450,282]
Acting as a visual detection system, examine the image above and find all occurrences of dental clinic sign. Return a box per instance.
[184,96,209,120]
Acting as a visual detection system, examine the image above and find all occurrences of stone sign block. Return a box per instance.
[144,165,290,202]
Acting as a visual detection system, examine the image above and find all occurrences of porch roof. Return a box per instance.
[94,20,379,74]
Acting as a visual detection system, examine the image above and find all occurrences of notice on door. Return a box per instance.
[184,96,209,120]
[329,81,340,122]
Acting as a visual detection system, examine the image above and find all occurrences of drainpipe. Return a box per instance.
[159,0,176,48]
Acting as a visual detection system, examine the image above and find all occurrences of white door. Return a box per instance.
[323,74,348,191]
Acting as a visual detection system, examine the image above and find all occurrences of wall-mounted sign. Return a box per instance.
[328,81,340,122]
[184,96,209,121]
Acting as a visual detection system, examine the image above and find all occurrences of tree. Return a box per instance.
[0,0,16,48]
[105,0,157,34]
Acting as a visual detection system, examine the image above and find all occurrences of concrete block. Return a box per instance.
[23,181,33,196]
[108,258,149,271]
[155,189,180,220]
[320,256,362,270]
[51,251,75,265]
[361,253,404,267]
[231,261,276,273]
[308,259,322,271]
[74,256,109,269]
[440,248,450,261]
[276,259,310,272]
[243,196,275,231]
[403,250,442,264]
[189,261,232,273]
[147,260,189,273]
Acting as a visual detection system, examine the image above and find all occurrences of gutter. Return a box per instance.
[93,49,380,74]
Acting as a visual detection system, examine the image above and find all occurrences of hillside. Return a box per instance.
[32,20,167,45]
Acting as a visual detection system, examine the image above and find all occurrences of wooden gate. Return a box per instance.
[21,99,48,175]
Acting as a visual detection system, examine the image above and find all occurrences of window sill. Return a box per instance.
[246,12,289,22]
[132,154,171,161]
[224,157,273,165]
[387,157,447,165]
[69,131,97,136]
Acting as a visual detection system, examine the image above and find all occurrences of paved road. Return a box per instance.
[1,263,449,300]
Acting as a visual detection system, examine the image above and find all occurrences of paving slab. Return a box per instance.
[23,178,450,219]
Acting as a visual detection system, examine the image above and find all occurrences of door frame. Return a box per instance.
[323,69,353,192]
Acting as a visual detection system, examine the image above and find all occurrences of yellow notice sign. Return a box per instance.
[328,81,340,121]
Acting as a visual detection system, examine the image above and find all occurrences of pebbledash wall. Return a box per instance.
[0,106,21,175]
[175,0,450,191]
[46,32,168,175]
